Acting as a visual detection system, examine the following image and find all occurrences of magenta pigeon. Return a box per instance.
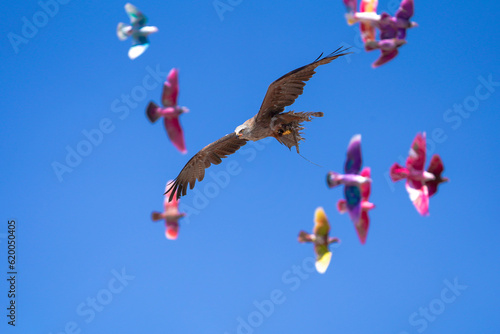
[151,181,186,240]
[390,132,448,216]
[146,68,189,154]
[337,167,375,244]
[327,134,372,232]
[364,37,407,68]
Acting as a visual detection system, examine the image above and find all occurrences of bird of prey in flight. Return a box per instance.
[166,48,351,201]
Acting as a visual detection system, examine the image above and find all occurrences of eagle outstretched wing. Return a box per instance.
[255,47,351,124]
[166,133,247,201]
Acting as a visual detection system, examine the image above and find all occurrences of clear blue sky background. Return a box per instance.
[1,1,500,333]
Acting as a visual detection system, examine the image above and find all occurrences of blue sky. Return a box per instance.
[1,1,500,333]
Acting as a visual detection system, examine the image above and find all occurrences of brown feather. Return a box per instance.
[256,47,351,124]
[167,133,247,201]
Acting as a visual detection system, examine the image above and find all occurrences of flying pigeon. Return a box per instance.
[298,207,340,274]
[343,0,379,42]
[151,181,186,239]
[166,48,351,201]
[344,0,417,34]
[117,3,158,59]
[390,133,448,215]
[364,37,407,68]
[343,0,417,67]
[326,134,371,225]
[146,68,189,154]
[337,167,375,244]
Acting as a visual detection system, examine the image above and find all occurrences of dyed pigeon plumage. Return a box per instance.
[117,3,158,59]
[394,0,418,39]
[360,0,379,43]
[342,0,416,67]
[426,155,449,197]
[146,68,189,154]
[151,181,186,240]
[364,37,407,68]
[298,207,340,274]
[337,167,375,244]
[327,134,371,225]
[390,133,448,216]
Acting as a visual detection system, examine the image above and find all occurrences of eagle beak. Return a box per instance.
[237,132,242,138]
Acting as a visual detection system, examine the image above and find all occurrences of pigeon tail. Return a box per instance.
[298,231,313,243]
[117,22,130,40]
[151,211,164,221]
[146,102,161,123]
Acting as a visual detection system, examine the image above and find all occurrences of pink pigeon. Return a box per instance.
[337,167,375,244]
[151,181,186,239]
[327,134,372,225]
[390,133,448,216]
[146,68,189,154]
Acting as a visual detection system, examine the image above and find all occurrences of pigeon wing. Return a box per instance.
[164,117,187,154]
[360,167,371,200]
[162,68,179,107]
[344,134,362,174]
[125,3,147,26]
[396,0,414,21]
[406,180,429,216]
[345,185,362,223]
[406,132,426,171]
[426,154,446,197]
[313,207,330,236]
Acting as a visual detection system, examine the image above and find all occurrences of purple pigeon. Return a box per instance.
[327,134,372,225]
[394,0,418,39]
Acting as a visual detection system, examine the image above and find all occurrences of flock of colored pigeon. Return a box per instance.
[116,2,447,273]
[299,132,448,273]
[342,0,417,67]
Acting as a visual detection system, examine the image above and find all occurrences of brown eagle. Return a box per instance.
[167,48,350,201]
